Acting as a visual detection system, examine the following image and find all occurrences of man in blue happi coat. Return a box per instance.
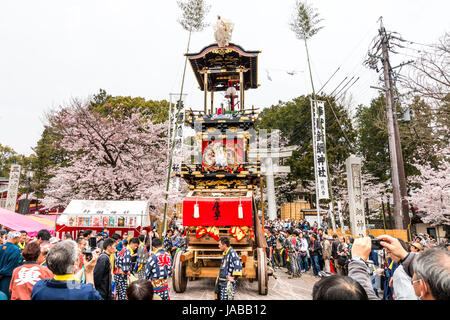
[145,237,172,300]
[215,236,243,300]
[0,231,23,299]
[113,237,139,300]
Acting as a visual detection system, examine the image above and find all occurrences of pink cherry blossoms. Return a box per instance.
[408,146,450,226]
[42,100,182,216]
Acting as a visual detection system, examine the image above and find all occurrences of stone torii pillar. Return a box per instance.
[249,146,296,221]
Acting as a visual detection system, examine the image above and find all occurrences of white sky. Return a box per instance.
[1,0,449,156]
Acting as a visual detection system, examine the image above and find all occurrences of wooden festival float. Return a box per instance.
[172,41,270,295]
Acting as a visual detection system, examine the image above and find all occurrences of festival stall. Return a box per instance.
[55,200,151,239]
[0,207,54,237]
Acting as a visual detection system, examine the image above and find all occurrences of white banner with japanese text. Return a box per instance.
[312,100,329,200]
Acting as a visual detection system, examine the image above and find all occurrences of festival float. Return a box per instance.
[172,19,270,295]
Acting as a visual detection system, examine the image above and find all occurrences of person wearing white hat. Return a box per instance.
[0,231,23,299]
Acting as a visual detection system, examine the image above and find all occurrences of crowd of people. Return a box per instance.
[1,219,449,301]
[0,227,178,300]
[264,218,450,300]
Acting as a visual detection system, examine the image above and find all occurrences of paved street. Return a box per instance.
[170,267,319,300]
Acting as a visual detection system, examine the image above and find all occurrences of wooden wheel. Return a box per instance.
[257,248,268,295]
[172,250,188,293]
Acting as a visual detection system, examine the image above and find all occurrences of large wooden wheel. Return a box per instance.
[172,250,188,293]
[257,248,268,295]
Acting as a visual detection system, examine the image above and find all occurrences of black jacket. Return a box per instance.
[309,240,322,256]
[93,252,113,300]
[331,240,339,259]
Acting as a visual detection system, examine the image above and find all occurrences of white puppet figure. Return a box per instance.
[214,16,234,47]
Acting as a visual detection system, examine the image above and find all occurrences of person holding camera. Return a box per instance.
[114,237,139,300]
[31,240,102,300]
[94,238,117,300]
[379,235,450,300]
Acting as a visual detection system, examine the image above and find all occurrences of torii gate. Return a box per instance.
[249,146,297,221]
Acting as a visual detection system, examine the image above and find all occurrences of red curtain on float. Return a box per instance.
[183,196,253,227]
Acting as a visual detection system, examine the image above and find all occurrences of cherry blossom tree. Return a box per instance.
[42,99,182,218]
[408,147,450,226]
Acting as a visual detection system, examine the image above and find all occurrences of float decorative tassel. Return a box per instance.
[194,198,199,218]
[238,198,243,219]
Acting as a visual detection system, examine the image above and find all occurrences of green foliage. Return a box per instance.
[31,126,70,198]
[356,95,391,182]
[356,94,441,185]
[289,0,324,41]
[89,89,170,124]
[258,94,356,191]
[0,143,36,194]
[0,144,19,178]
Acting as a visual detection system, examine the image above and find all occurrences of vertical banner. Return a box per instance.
[169,97,186,194]
[346,156,366,237]
[313,100,329,199]
[5,164,21,212]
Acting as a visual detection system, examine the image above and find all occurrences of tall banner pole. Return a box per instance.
[310,98,321,226]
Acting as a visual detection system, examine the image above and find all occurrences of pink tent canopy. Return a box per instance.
[0,208,54,237]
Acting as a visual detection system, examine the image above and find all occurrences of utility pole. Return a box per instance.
[379,20,403,230]
[379,20,410,231]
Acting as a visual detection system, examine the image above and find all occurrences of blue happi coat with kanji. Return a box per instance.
[144,248,173,280]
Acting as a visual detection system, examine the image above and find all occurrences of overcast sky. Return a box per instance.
[1,0,449,156]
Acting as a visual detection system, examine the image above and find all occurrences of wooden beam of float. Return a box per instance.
[240,67,244,110]
[203,70,208,114]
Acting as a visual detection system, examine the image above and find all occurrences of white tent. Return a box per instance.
[57,200,151,228]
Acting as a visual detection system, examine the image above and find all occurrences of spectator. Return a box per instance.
[63,233,73,241]
[297,232,309,273]
[9,242,53,300]
[114,237,139,300]
[0,231,24,299]
[37,242,51,266]
[100,228,109,239]
[266,228,277,267]
[347,237,380,300]
[312,275,368,300]
[379,235,450,300]
[322,236,332,273]
[164,229,174,255]
[93,238,116,300]
[390,238,417,300]
[136,235,149,280]
[84,230,95,250]
[76,237,87,273]
[273,231,284,269]
[126,279,162,300]
[336,236,348,275]
[410,242,422,252]
[96,234,104,251]
[31,240,102,300]
[116,232,127,252]
[309,233,322,277]
[18,231,28,251]
[36,229,51,245]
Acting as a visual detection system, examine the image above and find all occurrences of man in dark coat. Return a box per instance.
[94,238,116,300]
